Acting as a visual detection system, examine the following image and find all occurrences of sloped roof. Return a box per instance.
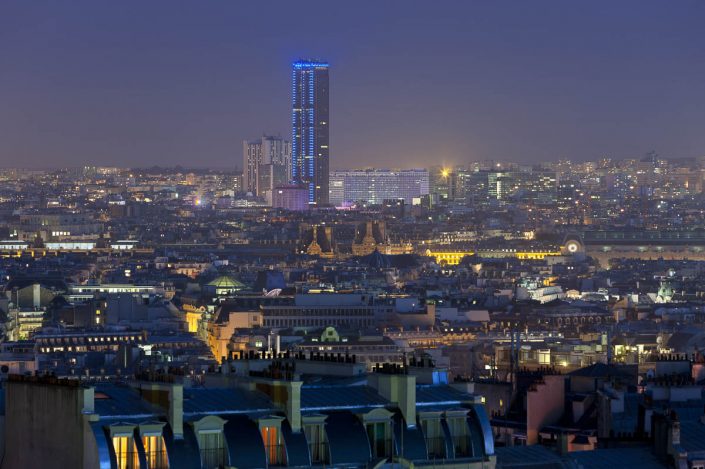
[301,385,388,411]
[568,363,636,379]
[360,249,392,269]
[568,447,665,469]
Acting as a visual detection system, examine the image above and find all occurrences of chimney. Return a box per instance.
[33,283,41,309]
[82,386,95,414]
[134,382,184,439]
[369,373,417,427]
[246,378,303,433]
[286,381,302,432]
[169,384,184,439]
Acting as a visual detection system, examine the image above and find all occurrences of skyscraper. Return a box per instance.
[291,60,330,206]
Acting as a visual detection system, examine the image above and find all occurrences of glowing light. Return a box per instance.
[441,169,449,178]
[292,60,329,69]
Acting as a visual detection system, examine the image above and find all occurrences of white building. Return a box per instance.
[329,169,429,206]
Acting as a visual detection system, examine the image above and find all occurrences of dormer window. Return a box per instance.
[197,430,226,468]
[445,411,471,458]
[361,408,394,459]
[420,412,446,459]
[259,417,286,466]
[303,415,328,464]
[192,414,228,468]
[139,423,168,469]
[109,424,138,469]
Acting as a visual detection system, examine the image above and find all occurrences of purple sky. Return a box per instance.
[1,1,704,169]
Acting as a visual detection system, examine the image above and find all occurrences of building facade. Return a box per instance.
[292,60,330,206]
[3,365,497,469]
[272,185,310,211]
[243,135,291,201]
[328,169,429,206]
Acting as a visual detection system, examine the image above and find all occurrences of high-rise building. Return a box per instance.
[487,168,558,205]
[291,60,330,206]
[243,135,291,201]
[328,169,429,206]
[429,166,467,201]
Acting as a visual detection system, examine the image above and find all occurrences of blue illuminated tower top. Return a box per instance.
[291,59,330,206]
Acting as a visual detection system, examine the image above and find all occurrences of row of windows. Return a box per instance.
[263,308,374,317]
[264,318,372,328]
[112,414,475,468]
[112,435,167,469]
[37,335,141,345]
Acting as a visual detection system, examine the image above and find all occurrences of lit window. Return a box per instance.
[261,426,285,466]
[112,436,138,469]
[142,434,168,468]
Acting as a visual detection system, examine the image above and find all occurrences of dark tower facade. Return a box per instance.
[291,59,330,206]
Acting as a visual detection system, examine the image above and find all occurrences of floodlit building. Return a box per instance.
[292,60,330,206]
[329,169,429,206]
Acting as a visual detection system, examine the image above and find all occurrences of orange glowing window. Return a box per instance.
[142,435,168,468]
[112,436,138,469]
[261,426,285,465]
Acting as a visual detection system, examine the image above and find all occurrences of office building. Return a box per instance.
[328,169,429,206]
[292,60,330,206]
[272,185,310,211]
[487,168,557,205]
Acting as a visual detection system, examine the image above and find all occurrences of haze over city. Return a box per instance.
[1,0,704,169]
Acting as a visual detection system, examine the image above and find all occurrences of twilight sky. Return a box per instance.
[1,1,704,169]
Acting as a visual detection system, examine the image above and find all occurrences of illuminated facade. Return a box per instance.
[329,169,429,206]
[425,249,563,265]
[487,169,557,205]
[292,60,330,206]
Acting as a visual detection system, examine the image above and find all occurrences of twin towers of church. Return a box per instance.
[243,60,330,206]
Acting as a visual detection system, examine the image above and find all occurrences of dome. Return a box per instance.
[207,275,245,289]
